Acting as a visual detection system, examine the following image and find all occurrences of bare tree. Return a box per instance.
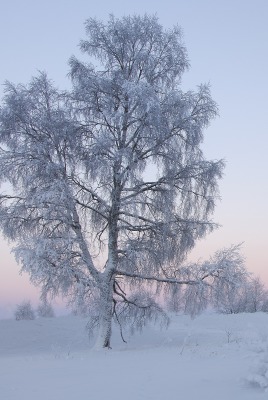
[0,15,234,348]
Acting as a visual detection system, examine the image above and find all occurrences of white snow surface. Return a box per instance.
[1,312,268,399]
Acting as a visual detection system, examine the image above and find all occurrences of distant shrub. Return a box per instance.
[37,302,55,318]
[14,301,35,320]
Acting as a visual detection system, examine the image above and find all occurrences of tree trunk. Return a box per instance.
[94,273,114,349]
[94,165,120,349]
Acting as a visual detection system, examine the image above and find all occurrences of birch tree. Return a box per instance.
[0,15,235,348]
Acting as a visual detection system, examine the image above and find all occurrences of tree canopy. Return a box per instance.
[0,15,238,348]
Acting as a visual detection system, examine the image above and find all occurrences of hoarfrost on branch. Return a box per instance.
[0,15,242,348]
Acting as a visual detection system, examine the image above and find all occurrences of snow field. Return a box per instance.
[0,312,268,399]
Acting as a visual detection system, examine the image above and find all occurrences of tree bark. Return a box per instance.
[94,165,121,349]
[94,272,115,349]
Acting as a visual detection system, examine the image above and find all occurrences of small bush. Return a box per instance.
[14,301,35,320]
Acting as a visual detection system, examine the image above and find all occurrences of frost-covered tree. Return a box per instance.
[245,277,268,313]
[0,15,237,348]
[37,301,55,318]
[212,270,268,314]
[168,244,248,316]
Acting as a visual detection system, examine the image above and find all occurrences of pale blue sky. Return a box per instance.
[0,0,268,316]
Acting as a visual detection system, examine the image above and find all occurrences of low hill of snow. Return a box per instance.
[1,312,268,399]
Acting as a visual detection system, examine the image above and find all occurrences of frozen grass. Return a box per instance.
[0,312,268,399]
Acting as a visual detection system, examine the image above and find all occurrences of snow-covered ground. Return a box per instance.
[1,312,268,399]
